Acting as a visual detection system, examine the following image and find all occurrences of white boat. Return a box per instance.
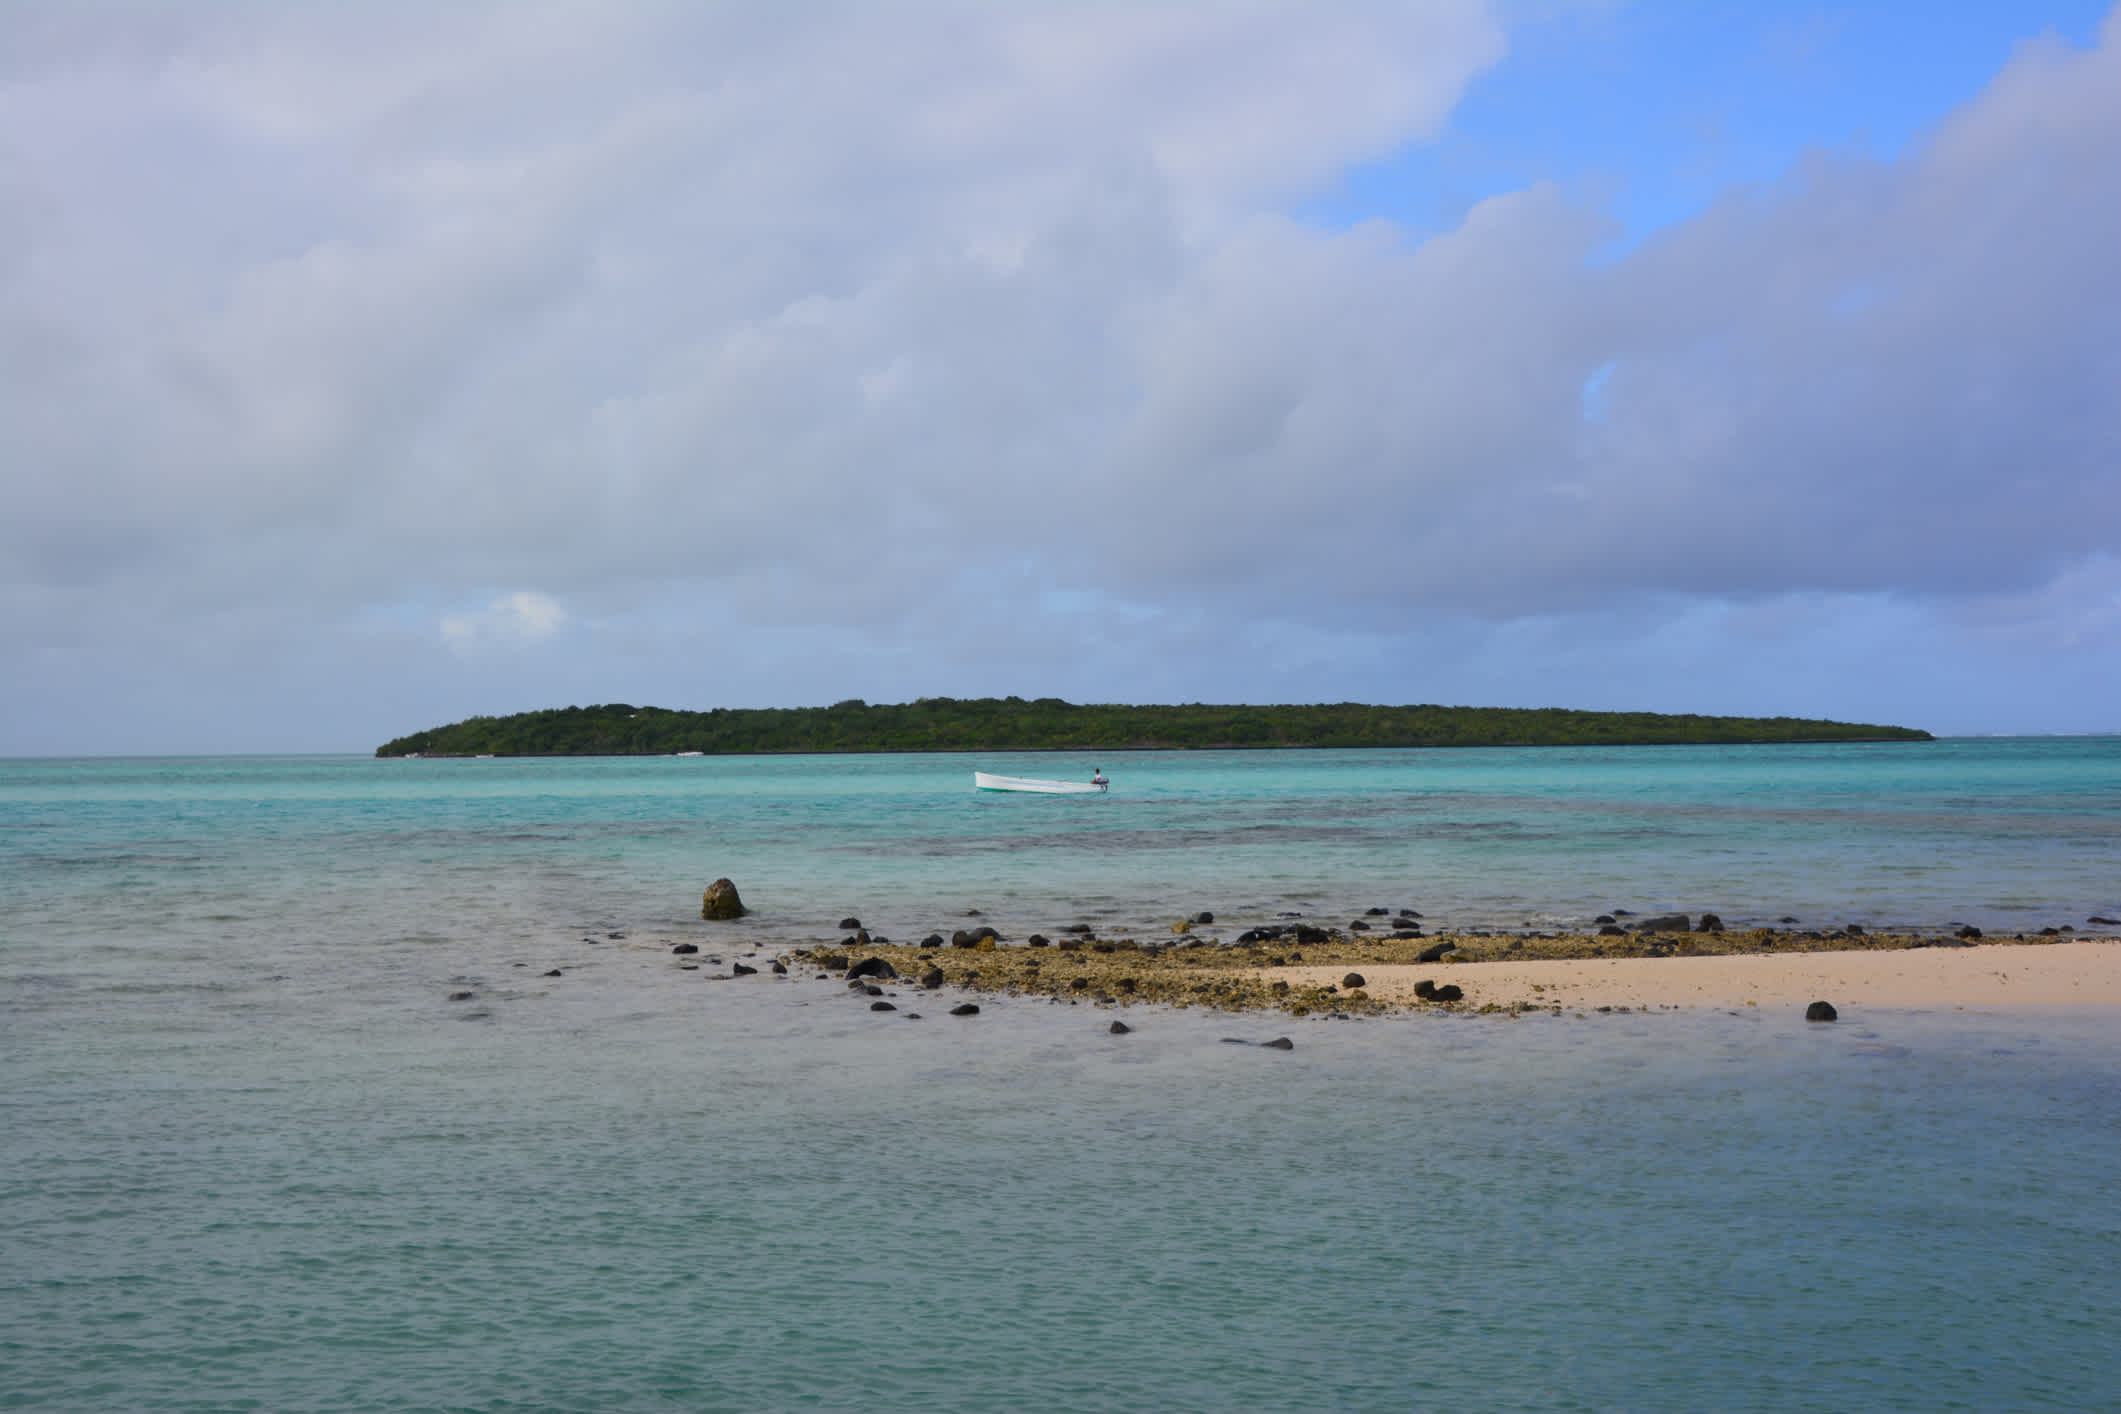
[975,771,1108,794]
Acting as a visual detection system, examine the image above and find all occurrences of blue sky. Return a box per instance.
[2,2,2117,753]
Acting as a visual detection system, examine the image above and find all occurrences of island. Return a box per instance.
[375,698,1931,757]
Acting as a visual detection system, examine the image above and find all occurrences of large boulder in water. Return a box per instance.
[701,878,747,920]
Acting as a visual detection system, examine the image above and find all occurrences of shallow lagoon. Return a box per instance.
[6,745,2120,1410]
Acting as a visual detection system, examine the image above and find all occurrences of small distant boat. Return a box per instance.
[975,771,1109,795]
[675,751,704,757]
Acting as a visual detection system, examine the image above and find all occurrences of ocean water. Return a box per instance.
[5,741,2120,1411]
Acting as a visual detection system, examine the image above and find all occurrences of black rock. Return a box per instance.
[864,984,884,996]
[1957,925,1984,939]
[1391,929,1423,940]
[2090,916,2120,926]
[1805,1001,1838,1022]
[448,991,475,1001]
[732,962,758,976]
[1611,908,1634,917]
[1412,980,1437,1000]
[1637,913,1690,933]
[1397,910,1423,920]
[1342,972,1366,989]
[847,956,898,980]
[919,967,945,989]
[1293,924,1329,944]
[1109,1020,1132,1035]
[838,917,862,930]
[1063,923,1093,934]
[1349,920,1370,931]
[1696,913,1724,933]
[920,933,944,948]
[949,1003,980,1016]
[672,942,699,955]
[814,952,849,970]
[1194,911,1215,924]
[1780,916,1801,924]
[771,961,788,975]
[1220,1037,1250,1045]
[1365,907,1389,916]
[1594,914,1616,925]
[1260,1036,1295,1050]
[1843,924,1866,937]
[1415,941,1457,964]
[1598,924,1627,937]
[543,969,563,977]
[1433,983,1464,1003]
[870,1001,897,1012]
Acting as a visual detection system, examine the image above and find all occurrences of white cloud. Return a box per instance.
[440,591,567,650]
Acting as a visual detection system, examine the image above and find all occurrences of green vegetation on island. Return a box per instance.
[375,698,1932,757]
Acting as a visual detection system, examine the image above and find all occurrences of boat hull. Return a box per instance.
[974,771,1107,794]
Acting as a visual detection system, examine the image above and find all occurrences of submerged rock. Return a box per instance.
[1109,1020,1132,1035]
[1260,1036,1294,1050]
[870,1000,897,1012]
[949,1003,980,1016]
[671,942,699,955]
[701,877,746,920]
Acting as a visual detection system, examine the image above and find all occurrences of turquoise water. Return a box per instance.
[5,742,2121,1410]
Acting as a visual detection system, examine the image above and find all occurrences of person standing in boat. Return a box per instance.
[1091,766,1109,791]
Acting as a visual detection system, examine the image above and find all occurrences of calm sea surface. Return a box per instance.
[5,741,2119,1411]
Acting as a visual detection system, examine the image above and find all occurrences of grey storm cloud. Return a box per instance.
[1,1,2117,750]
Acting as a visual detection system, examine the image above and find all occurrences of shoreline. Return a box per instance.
[782,931,2121,1017]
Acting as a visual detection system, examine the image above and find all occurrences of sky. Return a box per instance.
[2,1,2117,754]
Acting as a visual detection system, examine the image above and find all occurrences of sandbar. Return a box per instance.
[1267,941,2121,1012]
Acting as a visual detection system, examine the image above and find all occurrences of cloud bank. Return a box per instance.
[1,2,2116,751]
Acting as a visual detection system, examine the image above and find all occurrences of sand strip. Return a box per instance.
[1270,941,2121,1012]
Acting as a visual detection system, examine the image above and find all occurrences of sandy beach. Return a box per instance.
[1268,941,2121,1013]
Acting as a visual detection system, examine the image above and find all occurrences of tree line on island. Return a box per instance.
[375,698,1932,757]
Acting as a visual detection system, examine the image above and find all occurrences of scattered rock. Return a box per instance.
[847,956,898,980]
[863,984,884,996]
[1415,941,1457,964]
[919,967,945,989]
[949,1003,980,1016]
[1412,980,1436,1000]
[701,878,746,920]
[1695,913,1724,933]
[919,934,944,948]
[1636,913,1690,933]
[1109,1020,1132,1035]
[448,990,476,1001]
[870,1001,897,1012]
[672,942,699,955]
[1597,924,1627,937]
[1805,1001,1838,1022]
[1194,911,1215,924]
[1260,1037,1294,1050]
[1028,934,1049,947]
[1063,923,1093,934]
[814,952,849,971]
[1780,916,1800,924]
[1342,972,1366,989]
[771,961,788,975]
[1594,914,1616,925]
[838,917,862,931]
[543,969,562,977]
[1957,925,1984,940]
[1293,924,1329,944]
[732,962,758,976]
[1843,924,1866,937]
[1349,920,1370,931]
